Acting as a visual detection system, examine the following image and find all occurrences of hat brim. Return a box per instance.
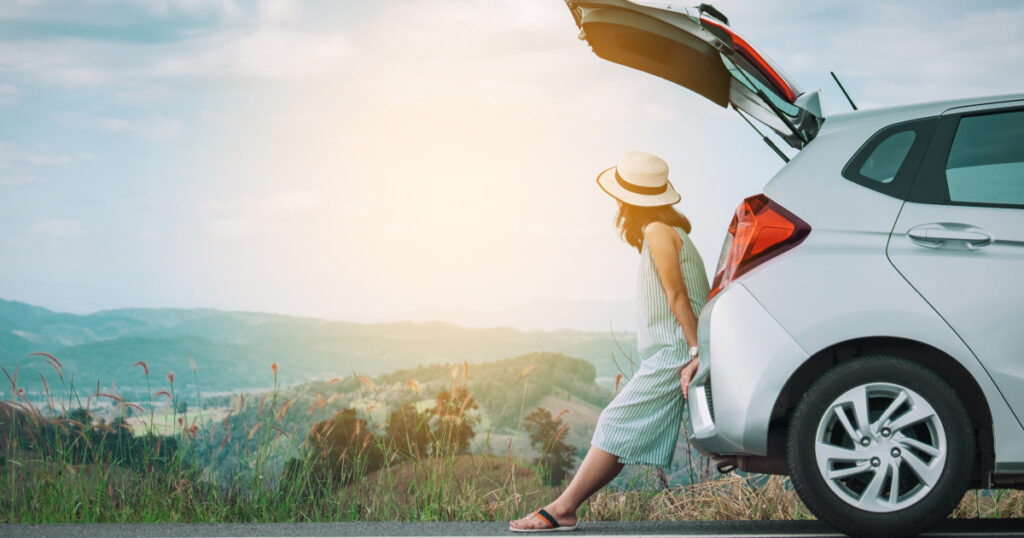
[596,166,681,207]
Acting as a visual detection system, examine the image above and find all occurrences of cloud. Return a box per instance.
[0,84,19,105]
[56,115,183,140]
[0,142,83,186]
[200,189,325,238]
[256,0,299,25]
[0,0,348,88]
[150,26,350,80]
[28,219,85,239]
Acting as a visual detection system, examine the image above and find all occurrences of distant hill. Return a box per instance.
[0,298,638,398]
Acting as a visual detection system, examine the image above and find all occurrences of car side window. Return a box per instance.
[842,118,938,199]
[859,131,916,184]
[945,110,1024,206]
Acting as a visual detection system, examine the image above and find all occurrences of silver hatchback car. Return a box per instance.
[565,2,1024,537]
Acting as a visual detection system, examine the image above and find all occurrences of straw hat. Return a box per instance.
[596,151,681,207]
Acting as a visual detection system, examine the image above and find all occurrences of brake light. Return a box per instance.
[708,194,810,299]
[699,16,798,103]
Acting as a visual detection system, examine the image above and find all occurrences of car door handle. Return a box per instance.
[907,224,994,249]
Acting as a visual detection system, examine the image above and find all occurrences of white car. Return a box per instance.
[564,2,1024,537]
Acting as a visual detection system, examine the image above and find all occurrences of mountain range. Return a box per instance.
[0,298,638,399]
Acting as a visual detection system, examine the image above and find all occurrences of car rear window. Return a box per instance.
[945,110,1024,206]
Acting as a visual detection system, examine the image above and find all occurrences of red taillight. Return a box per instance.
[699,16,798,103]
[708,194,810,300]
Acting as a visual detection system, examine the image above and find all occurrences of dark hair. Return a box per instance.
[616,201,692,253]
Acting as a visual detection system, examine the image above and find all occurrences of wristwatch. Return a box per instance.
[688,346,699,360]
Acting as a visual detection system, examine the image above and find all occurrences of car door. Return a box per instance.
[563,1,823,148]
[887,103,1024,424]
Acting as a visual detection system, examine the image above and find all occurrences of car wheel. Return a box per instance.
[787,356,973,538]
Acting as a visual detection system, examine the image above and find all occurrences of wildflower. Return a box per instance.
[30,351,63,368]
[271,362,279,376]
[118,401,144,413]
[358,376,376,393]
[167,372,175,384]
[32,353,64,380]
[306,393,325,415]
[517,365,536,381]
[276,398,296,420]
[406,379,420,392]
[614,373,624,393]
[258,393,268,414]
[132,361,149,376]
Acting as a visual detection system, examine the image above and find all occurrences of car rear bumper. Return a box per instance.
[688,282,808,456]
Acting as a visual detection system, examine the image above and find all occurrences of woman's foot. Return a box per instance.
[508,503,578,531]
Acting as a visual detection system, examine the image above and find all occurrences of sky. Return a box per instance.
[1,0,1023,332]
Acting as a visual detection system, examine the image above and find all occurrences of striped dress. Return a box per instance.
[591,225,710,468]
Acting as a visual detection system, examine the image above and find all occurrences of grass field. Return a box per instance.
[2,352,1022,524]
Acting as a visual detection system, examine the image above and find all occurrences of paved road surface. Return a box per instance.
[4,520,1023,537]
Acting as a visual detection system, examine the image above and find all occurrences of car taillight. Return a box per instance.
[708,194,810,300]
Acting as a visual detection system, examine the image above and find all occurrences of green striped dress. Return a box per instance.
[591,225,710,468]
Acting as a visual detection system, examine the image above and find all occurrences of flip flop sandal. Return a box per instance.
[509,508,578,533]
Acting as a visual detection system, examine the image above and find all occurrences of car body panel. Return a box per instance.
[691,282,807,455]
[888,101,1024,429]
[889,202,1024,432]
[736,230,1024,468]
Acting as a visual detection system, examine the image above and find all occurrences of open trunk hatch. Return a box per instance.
[565,1,823,149]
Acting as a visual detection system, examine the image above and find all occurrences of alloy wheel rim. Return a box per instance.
[813,382,947,513]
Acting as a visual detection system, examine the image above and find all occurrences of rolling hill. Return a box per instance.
[0,298,638,399]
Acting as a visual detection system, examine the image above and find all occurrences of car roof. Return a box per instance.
[823,92,1024,131]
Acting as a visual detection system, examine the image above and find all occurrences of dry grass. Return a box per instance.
[952,489,1024,519]
[344,455,1024,522]
[645,475,810,521]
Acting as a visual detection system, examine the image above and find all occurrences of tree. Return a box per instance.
[524,407,577,485]
[307,408,385,483]
[385,402,432,459]
[431,386,478,456]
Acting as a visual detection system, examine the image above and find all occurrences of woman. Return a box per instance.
[510,151,709,532]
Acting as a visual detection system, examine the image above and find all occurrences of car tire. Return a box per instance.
[787,356,973,538]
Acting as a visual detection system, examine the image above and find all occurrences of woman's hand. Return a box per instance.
[680,358,699,399]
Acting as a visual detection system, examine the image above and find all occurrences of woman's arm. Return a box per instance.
[645,222,700,398]
[645,222,699,347]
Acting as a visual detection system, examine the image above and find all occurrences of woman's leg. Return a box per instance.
[509,445,625,529]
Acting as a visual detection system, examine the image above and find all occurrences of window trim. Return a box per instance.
[907,106,1024,210]
[842,117,938,200]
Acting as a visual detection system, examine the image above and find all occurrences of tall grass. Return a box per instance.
[1,352,1021,523]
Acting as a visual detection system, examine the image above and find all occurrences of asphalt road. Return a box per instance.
[3,520,1023,538]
